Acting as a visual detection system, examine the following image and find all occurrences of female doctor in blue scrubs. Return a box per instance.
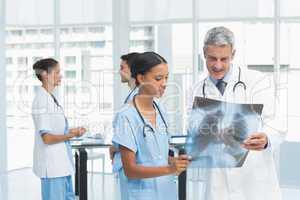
[112,52,190,200]
[32,58,86,200]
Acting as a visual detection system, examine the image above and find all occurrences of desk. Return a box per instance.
[71,138,111,200]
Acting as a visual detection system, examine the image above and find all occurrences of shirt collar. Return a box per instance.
[124,86,138,104]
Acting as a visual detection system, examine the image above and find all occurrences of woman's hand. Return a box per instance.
[109,146,118,161]
[69,127,86,138]
[41,127,86,145]
[169,155,190,176]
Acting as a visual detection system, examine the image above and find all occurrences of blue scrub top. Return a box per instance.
[112,103,177,200]
[112,87,138,172]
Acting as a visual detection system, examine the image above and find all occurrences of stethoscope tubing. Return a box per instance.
[133,95,168,137]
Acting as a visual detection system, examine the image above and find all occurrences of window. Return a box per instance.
[88,26,105,33]
[65,71,76,79]
[9,30,22,37]
[40,28,53,35]
[6,57,13,65]
[197,0,273,19]
[17,70,27,78]
[25,29,38,35]
[130,25,155,52]
[72,27,85,34]
[65,85,76,94]
[59,0,112,25]
[280,22,300,69]
[17,57,28,65]
[60,28,69,35]
[172,24,193,73]
[59,25,113,136]
[92,41,106,48]
[280,0,300,17]
[129,24,194,133]
[280,22,300,141]
[65,56,76,65]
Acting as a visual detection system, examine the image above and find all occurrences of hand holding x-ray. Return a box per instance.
[242,132,268,151]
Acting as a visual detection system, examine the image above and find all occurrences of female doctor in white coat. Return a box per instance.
[112,52,190,200]
[188,27,283,200]
[32,58,86,200]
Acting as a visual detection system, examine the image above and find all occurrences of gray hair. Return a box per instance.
[203,26,235,51]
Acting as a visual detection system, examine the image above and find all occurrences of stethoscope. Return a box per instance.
[202,67,246,98]
[50,93,62,108]
[124,86,137,104]
[133,95,169,159]
[133,95,169,137]
[50,93,69,134]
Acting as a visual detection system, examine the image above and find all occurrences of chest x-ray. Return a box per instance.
[186,97,263,168]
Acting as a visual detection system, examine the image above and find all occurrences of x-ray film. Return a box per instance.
[186,97,263,168]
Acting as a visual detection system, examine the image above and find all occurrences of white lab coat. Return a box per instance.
[187,66,284,200]
[32,86,74,178]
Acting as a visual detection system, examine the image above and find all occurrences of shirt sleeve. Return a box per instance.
[112,113,138,153]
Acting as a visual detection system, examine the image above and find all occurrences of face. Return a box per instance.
[42,64,62,87]
[204,44,235,80]
[137,63,169,98]
[119,60,131,83]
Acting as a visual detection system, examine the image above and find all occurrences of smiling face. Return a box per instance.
[204,44,235,80]
[136,63,169,98]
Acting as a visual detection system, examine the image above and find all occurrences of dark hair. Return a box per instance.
[33,58,58,81]
[120,52,139,68]
[130,52,167,85]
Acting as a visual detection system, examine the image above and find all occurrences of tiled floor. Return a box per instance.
[1,168,300,200]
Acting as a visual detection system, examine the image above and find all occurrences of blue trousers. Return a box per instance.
[41,175,75,200]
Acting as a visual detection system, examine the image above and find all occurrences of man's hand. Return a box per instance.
[242,132,268,151]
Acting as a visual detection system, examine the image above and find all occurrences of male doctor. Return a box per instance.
[188,26,283,200]
[110,52,140,165]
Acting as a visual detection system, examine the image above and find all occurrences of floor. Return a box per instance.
[1,168,300,200]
